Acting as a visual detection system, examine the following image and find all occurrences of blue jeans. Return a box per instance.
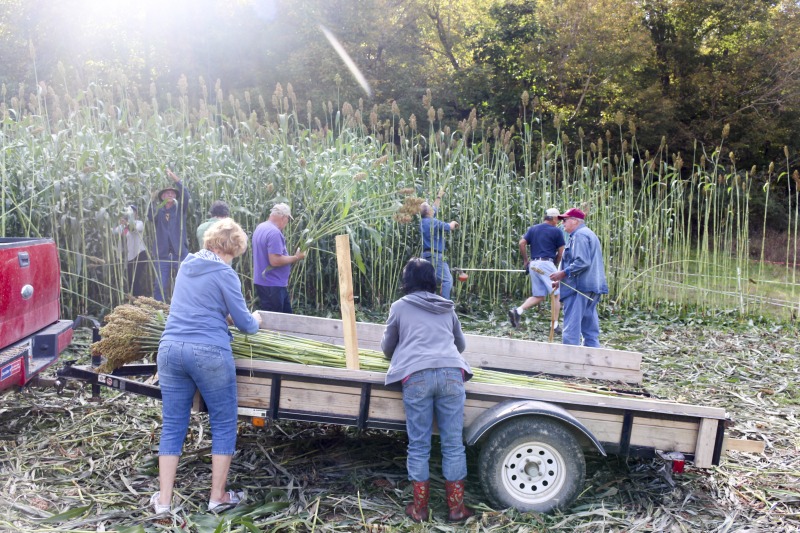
[423,253,453,300]
[154,257,181,302]
[402,368,467,482]
[255,285,293,313]
[157,340,238,456]
[561,292,601,347]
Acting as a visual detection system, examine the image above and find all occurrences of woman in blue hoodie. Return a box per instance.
[150,218,261,514]
[382,258,473,523]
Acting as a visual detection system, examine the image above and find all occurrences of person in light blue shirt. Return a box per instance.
[419,190,459,299]
[550,208,608,347]
[151,218,261,515]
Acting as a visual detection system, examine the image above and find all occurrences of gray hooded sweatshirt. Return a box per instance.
[381,291,472,385]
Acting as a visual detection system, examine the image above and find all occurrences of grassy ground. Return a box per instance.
[1,312,798,532]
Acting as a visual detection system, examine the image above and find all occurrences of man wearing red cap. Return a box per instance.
[549,208,608,347]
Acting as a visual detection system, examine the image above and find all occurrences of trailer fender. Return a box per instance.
[464,399,606,456]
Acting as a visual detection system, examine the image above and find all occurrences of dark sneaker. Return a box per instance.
[508,308,520,328]
[553,325,562,335]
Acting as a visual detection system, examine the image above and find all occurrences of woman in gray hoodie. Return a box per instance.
[382,258,473,523]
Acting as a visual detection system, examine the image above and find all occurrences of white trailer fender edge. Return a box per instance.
[464,399,607,456]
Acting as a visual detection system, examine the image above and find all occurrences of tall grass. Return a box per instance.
[1,76,797,319]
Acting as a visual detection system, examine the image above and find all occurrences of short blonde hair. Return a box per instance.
[203,218,248,257]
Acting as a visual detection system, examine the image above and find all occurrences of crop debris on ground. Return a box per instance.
[1,314,798,532]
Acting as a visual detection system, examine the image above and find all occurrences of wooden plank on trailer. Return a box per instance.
[278,383,362,415]
[693,418,719,468]
[724,438,765,454]
[235,358,725,421]
[630,424,697,451]
[465,381,727,419]
[335,235,360,370]
[256,311,643,383]
[237,381,272,408]
[462,335,642,382]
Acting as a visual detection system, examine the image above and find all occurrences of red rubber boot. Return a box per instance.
[445,480,474,523]
[405,480,429,522]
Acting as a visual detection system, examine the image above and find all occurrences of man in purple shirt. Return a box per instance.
[252,203,305,313]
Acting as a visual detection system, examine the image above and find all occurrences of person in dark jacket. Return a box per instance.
[149,169,191,301]
[381,258,474,523]
[550,208,608,347]
[150,218,261,515]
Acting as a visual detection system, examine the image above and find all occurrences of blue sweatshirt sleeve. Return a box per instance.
[381,304,400,359]
[220,269,259,334]
[452,313,466,353]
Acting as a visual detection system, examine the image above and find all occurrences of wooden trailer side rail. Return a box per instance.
[233,359,727,468]
[59,357,729,468]
[258,312,643,384]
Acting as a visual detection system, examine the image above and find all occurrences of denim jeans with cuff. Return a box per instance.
[402,367,467,482]
[157,340,238,456]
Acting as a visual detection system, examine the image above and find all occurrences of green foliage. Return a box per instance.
[1,76,798,320]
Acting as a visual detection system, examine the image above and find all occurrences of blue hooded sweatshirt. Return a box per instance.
[381,291,472,385]
[161,252,259,349]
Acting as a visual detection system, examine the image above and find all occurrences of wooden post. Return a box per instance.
[335,234,360,370]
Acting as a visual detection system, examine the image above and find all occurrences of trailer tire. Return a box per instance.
[478,417,585,513]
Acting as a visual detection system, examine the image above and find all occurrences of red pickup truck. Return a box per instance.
[0,238,74,392]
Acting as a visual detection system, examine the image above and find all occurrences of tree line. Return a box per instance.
[1,0,798,170]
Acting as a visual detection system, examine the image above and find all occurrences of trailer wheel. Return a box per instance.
[478,417,585,513]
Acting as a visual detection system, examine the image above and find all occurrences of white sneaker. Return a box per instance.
[150,491,171,514]
[208,490,245,512]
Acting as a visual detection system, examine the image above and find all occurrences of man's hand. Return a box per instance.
[251,310,263,328]
[166,169,180,183]
[294,248,306,261]
[523,262,530,275]
[449,221,459,231]
[550,271,566,282]
[437,187,445,199]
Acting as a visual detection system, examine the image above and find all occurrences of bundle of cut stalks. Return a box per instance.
[93,300,618,396]
[229,330,621,396]
[90,297,169,373]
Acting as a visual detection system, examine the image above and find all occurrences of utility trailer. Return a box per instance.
[59,311,758,513]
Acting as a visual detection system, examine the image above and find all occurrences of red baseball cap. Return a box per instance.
[558,208,585,220]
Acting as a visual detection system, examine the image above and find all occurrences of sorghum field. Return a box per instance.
[1,78,799,532]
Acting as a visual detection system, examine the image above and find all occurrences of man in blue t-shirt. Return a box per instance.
[419,190,459,299]
[252,203,305,313]
[508,208,565,331]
